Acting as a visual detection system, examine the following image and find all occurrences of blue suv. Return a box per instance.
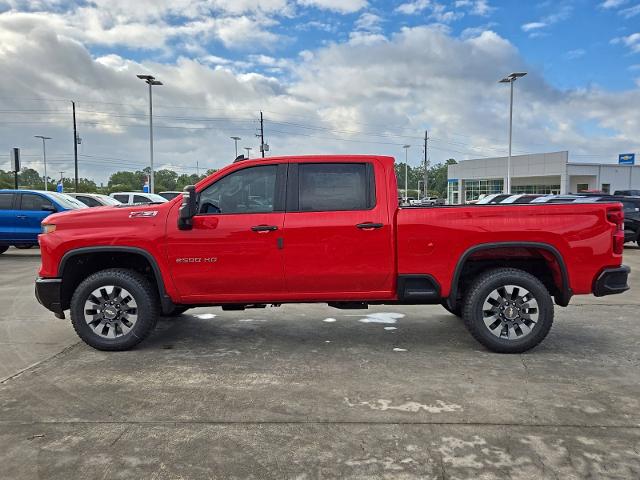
[0,190,86,254]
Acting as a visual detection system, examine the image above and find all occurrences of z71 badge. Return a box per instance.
[175,257,217,263]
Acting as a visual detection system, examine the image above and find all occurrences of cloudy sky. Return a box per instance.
[0,0,639,185]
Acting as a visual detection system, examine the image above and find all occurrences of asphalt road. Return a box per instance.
[1,246,639,479]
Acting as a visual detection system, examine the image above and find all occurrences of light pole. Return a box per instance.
[498,72,527,194]
[402,145,410,203]
[244,147,252,158]
[34,135,51,191]
[231,136,241,158]
[137,74,163,193]
[418,180,424,200]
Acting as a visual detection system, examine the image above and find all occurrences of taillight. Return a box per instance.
[607,207,624,255]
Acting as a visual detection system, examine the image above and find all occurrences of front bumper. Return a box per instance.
[35,277,65,319]
[593,265,630,297]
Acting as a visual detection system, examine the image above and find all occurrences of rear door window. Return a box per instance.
[133,195,151,204]
[20,193,54,211]
[76,196,101,207]
[113,195,129,203]
[0,193,14,210]
[297,163,374,212]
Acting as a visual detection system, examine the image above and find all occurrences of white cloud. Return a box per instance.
[565,48,586,60]
[296,0,367,13]
[600,0,628,8]
[521,4,572,36]
[521,22,546,32]
[354,12,383,33]
[620,3,640,17]
[396,0,431,15]
[612,32,640,53]
[455,0,493,16]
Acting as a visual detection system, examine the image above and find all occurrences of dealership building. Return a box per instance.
[446,151,640,204]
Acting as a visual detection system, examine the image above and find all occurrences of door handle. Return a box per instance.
[251,225,278,232]
[356,222,383,230]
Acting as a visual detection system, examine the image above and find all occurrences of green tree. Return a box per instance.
[427,158,457,198]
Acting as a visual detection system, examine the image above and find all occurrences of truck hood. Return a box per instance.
[44,203,171,226]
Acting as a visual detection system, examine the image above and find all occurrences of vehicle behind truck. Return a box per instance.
[36,155,630,353]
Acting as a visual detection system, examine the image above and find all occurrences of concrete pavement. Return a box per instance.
[1,246,639,479]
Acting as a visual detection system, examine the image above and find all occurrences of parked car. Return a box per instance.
[618,197,640,245]
[67,193,122,207]
[0,190,86,253]
[614,190,640,196]
[158,191,182,201]
[36,155,629,354]
[109,192,168,205]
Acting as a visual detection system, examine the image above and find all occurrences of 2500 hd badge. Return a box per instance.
[175,257,217,263]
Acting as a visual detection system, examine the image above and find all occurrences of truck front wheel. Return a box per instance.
[462,268,554,353]
[70,268,159,351]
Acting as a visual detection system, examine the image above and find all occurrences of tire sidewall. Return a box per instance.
[464,270,553,353]
[70,270,157,350]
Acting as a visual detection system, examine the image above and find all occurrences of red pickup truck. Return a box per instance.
[36,155,630,353]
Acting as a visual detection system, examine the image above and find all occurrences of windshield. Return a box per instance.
[97,194,122,205]
[43,192,88,209]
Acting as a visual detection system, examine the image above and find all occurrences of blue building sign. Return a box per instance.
[619,153,635,165]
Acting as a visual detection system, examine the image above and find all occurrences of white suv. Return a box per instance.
[109,192,168,205]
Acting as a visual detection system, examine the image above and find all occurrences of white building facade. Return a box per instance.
[446,151,640,204]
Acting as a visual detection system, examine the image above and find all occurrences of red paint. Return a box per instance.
[39,155,625,304]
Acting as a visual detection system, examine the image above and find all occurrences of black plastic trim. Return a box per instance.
[449,242,572,307]
[35,277,64,317]
[58,246,175,314]
[397,274,441,303]
[593,265,630,297]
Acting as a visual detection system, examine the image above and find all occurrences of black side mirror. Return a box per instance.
[42,204,56,212]
[178,185,199,230]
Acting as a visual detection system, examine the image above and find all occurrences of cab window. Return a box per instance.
[198,165,277,214]
[298,163,374,212]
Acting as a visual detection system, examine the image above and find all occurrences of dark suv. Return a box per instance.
[619,197,640,245]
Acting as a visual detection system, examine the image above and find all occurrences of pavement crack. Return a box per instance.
[0,342,80,384]
[109,426,129,446]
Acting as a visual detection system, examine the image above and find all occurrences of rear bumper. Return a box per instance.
[593,265,630,297]
[35,277,65,318]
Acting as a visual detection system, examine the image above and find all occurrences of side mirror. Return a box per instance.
[42,204,56,212]
[178,185,199,230]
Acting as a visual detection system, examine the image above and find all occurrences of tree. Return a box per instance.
[427,158,456,198]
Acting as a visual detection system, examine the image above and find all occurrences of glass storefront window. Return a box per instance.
[463,179,503,202]
[447,180,459,204]
[512,184,561,194]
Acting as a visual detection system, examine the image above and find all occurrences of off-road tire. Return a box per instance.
[70,268,159,351]
[462,267,554,353]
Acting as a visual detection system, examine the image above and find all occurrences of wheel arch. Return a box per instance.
[58,246,175,313]
[449,242,572,308]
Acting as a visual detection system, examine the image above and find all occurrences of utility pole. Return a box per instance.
[244,147,252,158]
[137,74,163,193]
[259,111,265,158]
[423,130,429,198]
[34,136,51,191]
[72,101,79,192]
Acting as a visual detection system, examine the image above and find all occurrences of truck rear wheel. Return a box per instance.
[462,268,554,353]
[70,268,159,351]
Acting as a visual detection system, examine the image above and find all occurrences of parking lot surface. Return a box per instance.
[1,246,640,479]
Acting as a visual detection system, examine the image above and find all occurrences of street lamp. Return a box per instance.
[231,136,241,158]
[137,74,163,193]
[34,135,52,191]
[402,145,410,203]
[499,71,527,194]
[244,147,252,158]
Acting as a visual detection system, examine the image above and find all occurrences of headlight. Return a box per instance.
[41,224,56,234]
